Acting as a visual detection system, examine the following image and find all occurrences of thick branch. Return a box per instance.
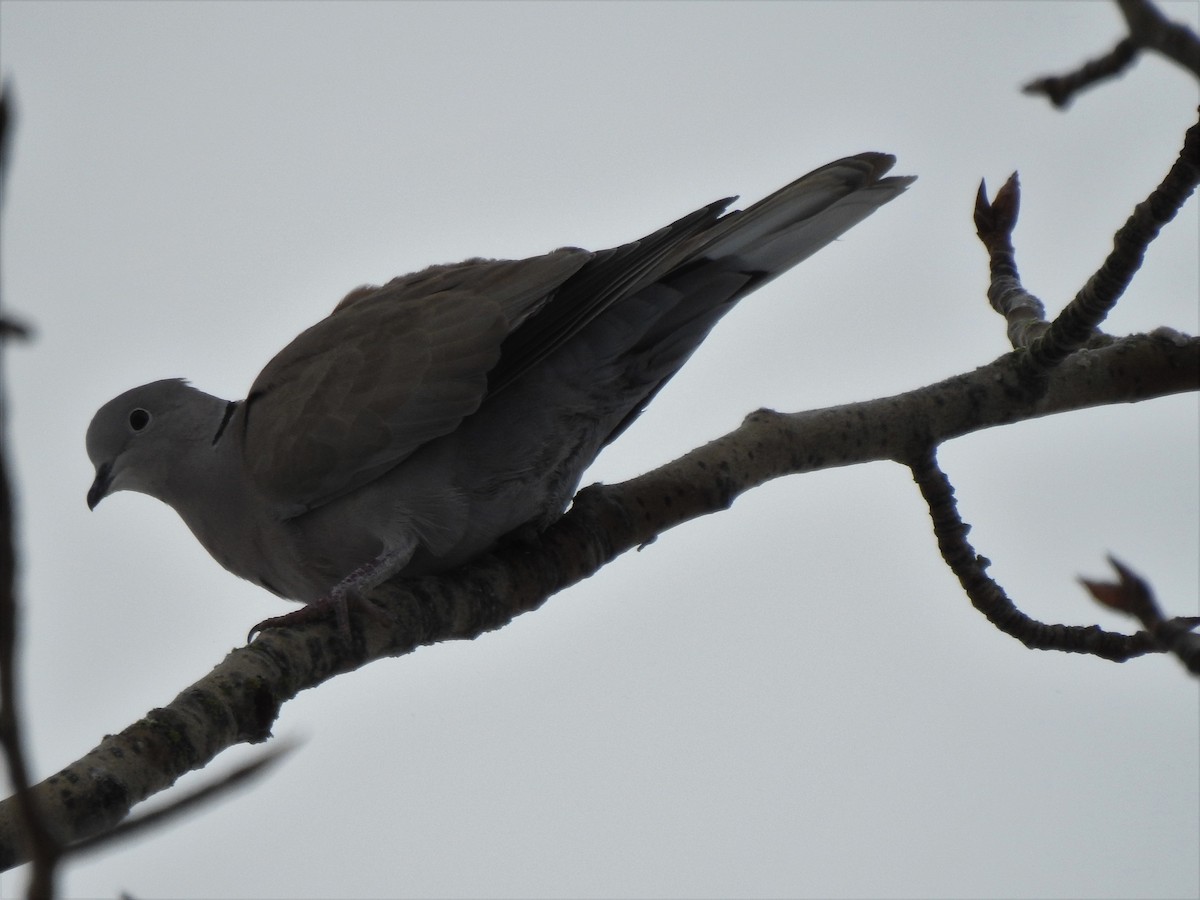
[1116,0,1200,76]
[0,330,1195,869]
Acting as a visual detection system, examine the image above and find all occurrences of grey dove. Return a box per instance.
[86,153,913,631]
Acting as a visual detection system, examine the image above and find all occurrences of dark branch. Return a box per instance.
[66,743,297,859]
[1028,112,1200,369]
[1,329,1196,869]
[1023,0,1200,109]
[908,450,1163,661]
[1080,556,1200,675]
[1023,37,1137,109]
[974,173,1050,348]
[1116,0,1200,76]
[0,83,64,898]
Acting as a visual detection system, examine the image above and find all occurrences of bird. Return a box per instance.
[86,153,914,636]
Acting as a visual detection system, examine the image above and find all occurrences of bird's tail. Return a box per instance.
[597,153,914,443]
[700,153,913,274]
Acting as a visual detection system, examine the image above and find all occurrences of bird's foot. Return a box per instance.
[247,545,412,643]
[247,590,394,643]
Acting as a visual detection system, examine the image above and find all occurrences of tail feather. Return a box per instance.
[698,152,915,276]
[497,152,913,425]
[594,153,914,445]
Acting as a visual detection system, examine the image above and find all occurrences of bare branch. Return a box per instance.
[1081,556,1200,675]
[973,114,1199,368]
[0,326,1195,869]
[0,84,64,899]
[1023,37,1138,109]
[66,742,297,859]
[1028,112,1200,368]
[1023,0,1199,108]
[1116,0,1200,76]
[974,173,1050,348]
[0,318,32,342]
[908,451,1162,661]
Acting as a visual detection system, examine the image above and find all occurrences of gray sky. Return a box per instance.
[2,2,1198,898]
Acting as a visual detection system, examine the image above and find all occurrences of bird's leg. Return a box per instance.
[247,542,414,642]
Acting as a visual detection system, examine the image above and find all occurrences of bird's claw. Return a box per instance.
[247,592,395,643]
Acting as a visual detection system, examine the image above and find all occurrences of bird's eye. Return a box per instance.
[129,408,151,431]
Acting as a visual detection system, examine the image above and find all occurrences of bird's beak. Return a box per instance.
[87,462,112,510]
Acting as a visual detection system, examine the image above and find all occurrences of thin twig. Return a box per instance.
[1023,37,1137,109]
[67,742,297,858]
[908,449,1164,661]
[1028,112,1200,369]
[1023,0,1200,109]
[0,84,62,900]
[1080,556,1200,675]
[973,173,1050,349]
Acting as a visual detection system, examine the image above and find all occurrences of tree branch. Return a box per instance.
[1028,110,1200,368]
[909,450,1198,664]
[1,327,1195,869]
[0,85,64,899]
[1080,556,1200,674]
[977,111,1200,367]
[974,172,1050,349]
[1023,0,1200,108]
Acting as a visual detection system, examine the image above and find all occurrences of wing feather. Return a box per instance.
[240,248,591,513]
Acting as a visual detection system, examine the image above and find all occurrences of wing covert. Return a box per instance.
[240,248,591,513]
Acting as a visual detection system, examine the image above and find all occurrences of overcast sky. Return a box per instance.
[1,2,1198,898]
